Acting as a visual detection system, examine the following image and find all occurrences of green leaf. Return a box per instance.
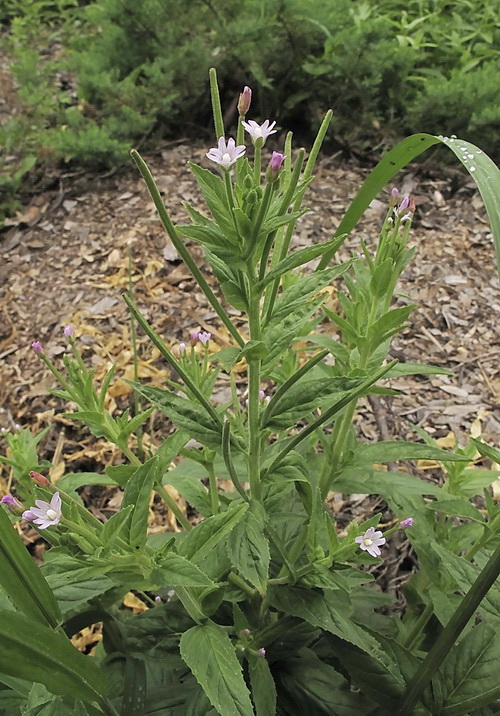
[122,455,159,549]
[263,376,362,430]
[0,610,107,704]
[56,472,117,493]
[259,236,347,288]
[0,507,61,628]
[470,438,500,464]
[121,657,146,716]
[211,347,242,372]
[439,622,500,715]
[163,471,211,517]
[269,265,349,323]
[227,501,270,592]
[100,505,134,547]
[426,498,485,523]
[384,362,454,377]
[153,553,216,588]
[188,163,236,240]
[248,654,277,716]
[180,621,254,716]
[268,586,399,675]
[105,463,137,487]
[277,647,373,715]
[131,385,223,451]
[431,542,500,627]
[351,441,469,466]
[178,501,248,564]
[318,134,500,274]
[238,340,269,362]
[44,573,115,619]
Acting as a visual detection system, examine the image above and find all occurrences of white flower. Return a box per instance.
[206,137,246,169]
[241,119,277,144]
[355,526,386,558]
[23,492,62,529]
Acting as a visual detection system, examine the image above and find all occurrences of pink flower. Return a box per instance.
[241,119,277,145]
[206,137,246,169]
[355,527,386,558]
[266,151,286,182]
[1,494,22,509]
[198,331,211,346]
[400,517,413,529]
[23,492,62,529]
[238,86,252,116]
[63,325,74,338]
[31,341,43,354]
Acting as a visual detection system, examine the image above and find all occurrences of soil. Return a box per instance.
[1,141,499,601]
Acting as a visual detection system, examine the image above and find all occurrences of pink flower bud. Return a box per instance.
[238,86,252,117]
[64,325,74,338]
[257,648,266,657]
[179,343,187,354]
[391,187,399,198]
[399,196,410,211]
[266,152,286,183]
[29,471,50,487]
[191,331,200,347]
[241,628,251,637]
[31,341,43,354]
[1,494,22,509]
[400,517,413,529]
[258,390,265,400]
[22,509,36,521]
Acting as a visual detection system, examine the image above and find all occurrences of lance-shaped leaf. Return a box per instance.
[350,441,470,466]
[0,610,107,705]
[227,501,270,592]
[180,621,254,716]
[0,507,61,628]
[121,455,160,549]
[178,501,248,564]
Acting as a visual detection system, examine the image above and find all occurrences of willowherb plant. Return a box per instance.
[0,69,500,716]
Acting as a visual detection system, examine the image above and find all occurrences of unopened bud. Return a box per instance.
[241,628,251,637]
[31,341,43,354]
[400,517,413,529]
[64,325,74,338]
[237,86,252,117]
[265,152,286,183]
[257,648,266,657]
[30,471,50,487]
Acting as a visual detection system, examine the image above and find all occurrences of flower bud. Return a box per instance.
[30,471,50,487]
[399,517,413,529]
[64,325,74,338]
[237,86,252,117]
[191,331,200,347]
[265,152,286,183]
[31,341,43,354]
[0,494,22,510]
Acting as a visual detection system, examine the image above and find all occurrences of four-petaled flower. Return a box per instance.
[22,492,62,529]
[355,527,386,558]
[206,137,246,169]
[198,331,211,346]
[241,119,277,145]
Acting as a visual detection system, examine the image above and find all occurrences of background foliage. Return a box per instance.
[1,0,500,222]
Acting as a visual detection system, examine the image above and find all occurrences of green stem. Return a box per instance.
[206,461,219,515]
[228,570,257,598]
[222,421,249,501]
[261,349,329,427]
[123,295,223,430]
[398,539,500,715]
[155,481,192,531]
[39,354,77,400]
[266,361,396,481]
[209,67,224,140]
[253,143,262,184]
[130,150,244,347]
[128,247,144,462]
[247,277,262,502]
[403,601,434,650]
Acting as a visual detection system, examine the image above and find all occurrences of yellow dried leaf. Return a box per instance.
[123,592,148,613]
[436,432,456,450]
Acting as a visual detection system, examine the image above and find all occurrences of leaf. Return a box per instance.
[163,472,211,516]
[431,542,500,627]
[56,472,117,493]
[277,647,373,715]
[270,265,349,323]
[248,654,277,716]
[351,441,469,466]
[384,362,454,377]
[263,376,362,430]
[178,501,248,564]
[45,573,115,619]
[268,586,399,676]
[122,455,159,549]
[121,657,146,716]
[188,163,236,240]
[0,507,61,628]
[259,236,347,288]
[0,610,107,704]
[227,501,270,592]
[426,498,485,523]
[131,385,223,451]
[153,553,216,588]
[101,505,134,547]
[318,134,500,274]
[180,621,254,716]
[439,622,500,715]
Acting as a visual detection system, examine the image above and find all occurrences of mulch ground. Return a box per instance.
[1,143,499,603]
